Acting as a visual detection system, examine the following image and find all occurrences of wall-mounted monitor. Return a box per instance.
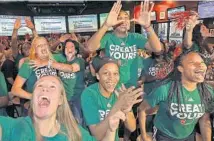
[68,14,98,33]
[34,16,66,34]
[198,1,214,18]
[167,6,186,20]
[0,15,32,36]
[151,11,157,21]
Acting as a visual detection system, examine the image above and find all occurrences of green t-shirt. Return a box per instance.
[100,32,147,87]
[14,54,24,69]
[18,60,57,93]
[141,57,174,94]
[0,71,8,116]
[81,83,119,141]
[145,81,214,139]
[0,116,97,141]
[54,54,85,100]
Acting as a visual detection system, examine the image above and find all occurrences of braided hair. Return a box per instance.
[167,51,213,113]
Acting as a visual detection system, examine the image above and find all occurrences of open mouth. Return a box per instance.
[194,69,206,76]
[106,82,116,88]
[38,95,50,108]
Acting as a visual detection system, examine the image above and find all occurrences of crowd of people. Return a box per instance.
[0,0,213,141]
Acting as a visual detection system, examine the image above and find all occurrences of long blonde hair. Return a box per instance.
[29,36,53,60]
[29,76,82,141]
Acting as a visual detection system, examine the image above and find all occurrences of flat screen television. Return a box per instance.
[34,16,66,34]
[68,14,98,33]
[198,1,214,18]
[0,15,32,36]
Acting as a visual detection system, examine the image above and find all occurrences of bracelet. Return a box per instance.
[48,59,53,69]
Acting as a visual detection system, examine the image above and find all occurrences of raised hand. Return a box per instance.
[104,0,123,28]
[70,32,78,42]
[131,0,154,28]
[108,111,126,132]
[14,18,21,30]
[185,11,199,31]
[25,17,35,30]
[115,84,144,113]
[59,34,71,42]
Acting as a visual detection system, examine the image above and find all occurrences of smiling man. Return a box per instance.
[87,0,161,88]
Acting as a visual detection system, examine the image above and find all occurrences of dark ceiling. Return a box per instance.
[0,1,133,16]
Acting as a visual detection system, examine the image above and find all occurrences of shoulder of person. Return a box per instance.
[75,57,85,63]
[82,83,99,97]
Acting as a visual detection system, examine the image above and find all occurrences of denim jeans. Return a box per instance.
[68,95,85,127]
[155,129,195,141]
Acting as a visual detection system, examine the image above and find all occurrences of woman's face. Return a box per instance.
[35,38,49,60]
[32,76,63,119]
[65,42,76,59]
[97,63,119,93]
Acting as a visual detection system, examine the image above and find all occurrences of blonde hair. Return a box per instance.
[29,36,53,60]
[29,76,82,141]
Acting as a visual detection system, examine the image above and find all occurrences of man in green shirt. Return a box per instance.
[81,57,143,141]
[138,52,214,141]
[87,0,162,88]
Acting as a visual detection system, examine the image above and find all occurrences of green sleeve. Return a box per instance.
[10,117,35,141]
[81,89,100,125]
[134,33,148,49]
[53,53,67,63]
[18,61,32,79]
[77,58,85,71]
[0,116,16,141]
[0,72,8,96]
[79,125,97,141]
[100,33,111,49]
[145,82,170,108]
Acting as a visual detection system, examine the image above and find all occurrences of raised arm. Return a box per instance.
[86,0,123,52]
[49,34,71,52]
[131,0,161,53]
[183,11,199,49]
[25,17,38,38]
[11,18,21,58]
